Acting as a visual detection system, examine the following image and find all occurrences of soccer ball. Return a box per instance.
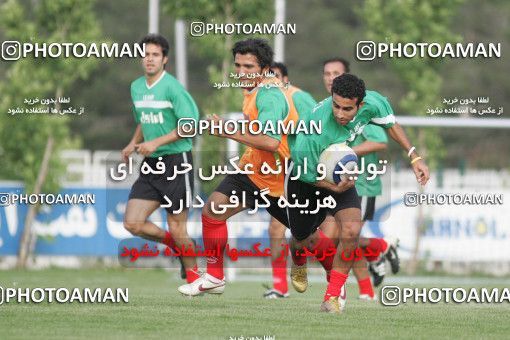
[318,143,358,184]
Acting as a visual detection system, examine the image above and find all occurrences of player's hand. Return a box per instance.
[206,114,225,137]
[331,177,355,193]
[412,158,430,186]
[135,141,159,156]
[121,142,136,163]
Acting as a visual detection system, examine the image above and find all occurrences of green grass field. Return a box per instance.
[0,268,508,339]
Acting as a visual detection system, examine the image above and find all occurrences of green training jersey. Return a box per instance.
[289,90,395,184]
[344,90,395,142]
[288,97,351,183]
[291,87,316,115]
[130,71,199,157]
[348,124,388,197]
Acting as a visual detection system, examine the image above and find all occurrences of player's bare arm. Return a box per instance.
[387,123,430,186]
[122,124,143,162]
[351,141,387,157]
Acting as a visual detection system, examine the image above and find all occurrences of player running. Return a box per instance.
[286,73,429,313]
[178,39,298,296]
[262,62,317,299]
[122,34,200,284]
[322,58,399,299]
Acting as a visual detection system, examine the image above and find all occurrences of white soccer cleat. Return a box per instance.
[178,273,225,297]
[339,284,347,311]
[358,294,377,301]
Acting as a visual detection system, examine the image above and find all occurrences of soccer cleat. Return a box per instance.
[320,296,341,314]
[339,284,347,311]
[368,257,386,287]
[290,263,308,293]
[263,286,289,299]
[383,237,400,274]
[178,273,225,296]
[358,294,377,301]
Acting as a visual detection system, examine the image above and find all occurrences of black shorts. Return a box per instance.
[215,174,289,226]
[361,196,376,221]
[284,161,361,241]
[129,151,194,214]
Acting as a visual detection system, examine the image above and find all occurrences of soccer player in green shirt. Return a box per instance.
[321,59,400,302]
[286,73,429,313]
[122,34,200,284]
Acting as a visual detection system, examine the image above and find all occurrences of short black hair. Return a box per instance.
[323,57,350,73]
[271,62,288,77]
[232,38,273,69]
[332,73,366,106]
[140,33,169,57]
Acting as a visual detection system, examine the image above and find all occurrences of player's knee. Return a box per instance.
[268,222,285,239]
[123,219,144,236]
[202,200,218,220]
[341,222,361,240]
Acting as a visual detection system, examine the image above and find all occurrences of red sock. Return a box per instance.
[162,231,176,249]
[202,214,228,280]
[313,230,336,272]
[271,256,288,294]
[186,264,200,283]
[358,277,375,297]
[324,270,348,301]
[365,238,388,262]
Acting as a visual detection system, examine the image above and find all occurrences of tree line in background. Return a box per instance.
[0,0,509,192]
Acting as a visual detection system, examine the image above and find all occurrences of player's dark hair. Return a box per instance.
[332,74,366,106]
[140,33,169,57]
[232,38,274,69]
[323,57,350,73]
[271,62,288,77]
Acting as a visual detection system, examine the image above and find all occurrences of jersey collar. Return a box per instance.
[145,71,166,90]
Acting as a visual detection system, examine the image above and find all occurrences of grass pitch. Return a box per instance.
[0,268,508,339]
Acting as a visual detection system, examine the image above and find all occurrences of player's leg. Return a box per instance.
[123,198,166,242]
[319,215,338,244]
[167,210,200,283]
[350,197,377,299]
[284,176,333,294]
[178,174,255,296]
[362,236,400,286]
[178,191,245,296]
[317,215,339,282]
[264,217,289,298]
[357,197,400,286]
[352,258,376,300]
[321,204,362,314]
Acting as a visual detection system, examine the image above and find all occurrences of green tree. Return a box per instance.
[359,0,464,274]
[0,0,104,267]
